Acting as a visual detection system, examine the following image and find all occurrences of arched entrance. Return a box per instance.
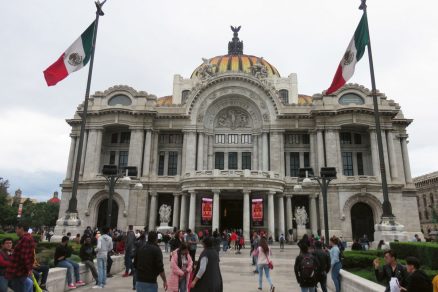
[351,202,374,241]
[96,199,119,229]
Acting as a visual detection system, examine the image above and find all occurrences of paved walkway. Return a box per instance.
[76,245,304,291]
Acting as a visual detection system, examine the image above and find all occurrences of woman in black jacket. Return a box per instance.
[401,257,432,292]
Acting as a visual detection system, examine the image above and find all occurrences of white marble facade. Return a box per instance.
[56,32,421,241]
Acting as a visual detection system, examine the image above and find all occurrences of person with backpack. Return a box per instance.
[329,237,342,292]
[254,237,275,292]
[313,241,330,292]
[294,241,319,292]
[279,234,285,251]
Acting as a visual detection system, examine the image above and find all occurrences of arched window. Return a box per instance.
[108,94,132,106]
[181,90,190,104]
[339,93,365,105]
[279,89,289,104]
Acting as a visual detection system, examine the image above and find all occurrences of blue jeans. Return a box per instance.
[136,281,158,292]
[0,275,9,292]
[222,241,228,251]
[124,252,132,273]
[56,259,80,285]
[97,257,107,287]
[8,276,33,292]
[301,288,316,292]
[319,273,328,292]
[179,276,187,292]
[331,262,342,292]
[257,264,273,289]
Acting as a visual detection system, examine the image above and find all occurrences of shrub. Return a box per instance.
[390,242,438,269]
[342,251,378,269]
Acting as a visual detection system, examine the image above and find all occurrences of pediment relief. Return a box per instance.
[215,107,251,129]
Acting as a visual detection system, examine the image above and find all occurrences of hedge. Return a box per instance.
[390,242,438,269]
[0,233,41,243]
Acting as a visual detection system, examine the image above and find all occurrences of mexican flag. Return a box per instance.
[43,21,96,86]
[326,14,369,95]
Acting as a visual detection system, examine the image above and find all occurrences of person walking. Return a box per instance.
[168,242,193,292]
[0,238,13,292]
[313,241,330,292]
[329,237,342,292]
[79,236,98,286]
[279,234,285,251]
[190,237,223,292]
[93,227,113,289]
[134,231,167,292]
[54,236,85,289]
[400,256,432,292]
[185,229,198,262]
[123,225,136,277]
[294,241,319,292]
[251,232,260,274]
[373,249,409,292]
[254,237,275,292]
[169,231,183,253]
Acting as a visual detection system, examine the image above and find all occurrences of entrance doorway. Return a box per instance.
[97,199,119,229]
[220,199,243,230]
[351,202,374,241]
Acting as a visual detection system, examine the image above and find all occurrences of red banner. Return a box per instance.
[252,198,263,226]
[201,198,212,225]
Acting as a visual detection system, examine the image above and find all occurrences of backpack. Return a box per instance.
[299,253,317,283]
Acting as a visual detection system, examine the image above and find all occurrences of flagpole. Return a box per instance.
[359,0,394,220]
[66,0,106,218]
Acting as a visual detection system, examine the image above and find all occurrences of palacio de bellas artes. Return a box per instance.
[52,17,423,244]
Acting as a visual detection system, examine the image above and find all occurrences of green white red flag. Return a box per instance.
[326,14,369,94]
[43,21,96,86]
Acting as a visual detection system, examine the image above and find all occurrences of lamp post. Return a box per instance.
[299,167,337,246]
[100,165,140,228]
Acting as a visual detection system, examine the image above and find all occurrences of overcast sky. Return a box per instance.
[1,0,437,201]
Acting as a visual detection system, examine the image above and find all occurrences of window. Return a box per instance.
[215,134,226,144]
[242,152,251,170]
[241,134,252,144]
[181,90,190,104]
[109,151,116,165]
[158,152,165,176]
[279,89,289,104]
[302,134,310,145]
[288,134,301,144]
[430,193,434,205]
[423,195,429,220]
[339,93,365,105]
[108,94,132,106]
[290,152,300,177]
[120,132,131,144]
[168,151,178,176]
[111,133,119,144]
[215,152,224,170]
[340,132,352,144]
[354,133,362,145]
[357,152,364,175]
[118,151,129,168]
[342,152,354,176]
[228,152,238,169]
[303,152,310,168]
[228,134,239,144]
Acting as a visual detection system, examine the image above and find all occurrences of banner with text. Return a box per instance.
[252,198,264,226]
[201,198,213,225]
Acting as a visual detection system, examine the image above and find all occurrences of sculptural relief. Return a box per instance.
[159,204,172,225]
[295,206,308,226]
[215,108,250,129]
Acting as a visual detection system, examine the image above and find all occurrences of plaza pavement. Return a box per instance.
[75,244,306,291]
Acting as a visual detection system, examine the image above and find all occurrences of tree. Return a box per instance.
[0,177,17,229]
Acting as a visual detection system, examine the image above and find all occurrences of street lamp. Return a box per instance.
[299,167,337,246]
[100,165,139,228]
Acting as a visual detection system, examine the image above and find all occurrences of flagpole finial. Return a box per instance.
[95,0,107,16]
[359,0,367,10]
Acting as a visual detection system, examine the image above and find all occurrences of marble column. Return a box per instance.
[309,131,317,172]
[172,193,180,228]
[277,193,285,238]
[65,135,77,180]
[285,195,293,238]
[324,129,341,175]
[258,133,263,171]
[142,130,152,177]
[197,132,204,170]
[184,131,197,173]
[386,130,398,180]
[381,131,391,183]
[79,130,88,176]
[262,132,269,171]
[243,190,250,241]
[180,194,188,230]
[144,191,150,228]
[369,130,381,178]
[128,129,145,176]
[148,191,158,231]
[269,131,284,175]
[309,194,318,235]
[188,190,196,230]
[316,130,325,173]
[268,191,276,239]
[207,135,214,170]
[401,136,413,184]
[151,131,160,176]
[252,135,258,170]
[83,128,102,179]
[212,189,220,232]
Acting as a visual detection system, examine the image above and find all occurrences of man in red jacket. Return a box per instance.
[6,223,35,292]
